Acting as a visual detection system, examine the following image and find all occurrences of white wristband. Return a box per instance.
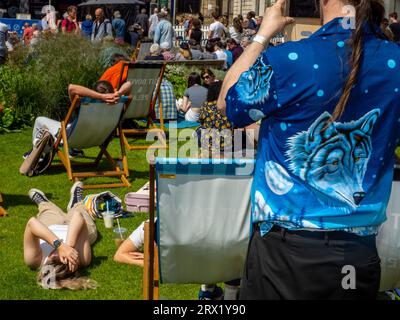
[253,34,269,48]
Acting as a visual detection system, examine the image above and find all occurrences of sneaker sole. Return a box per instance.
[67,181,83,211]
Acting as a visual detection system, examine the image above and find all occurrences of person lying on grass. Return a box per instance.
[23,182,98,290]
[113,220,148,267]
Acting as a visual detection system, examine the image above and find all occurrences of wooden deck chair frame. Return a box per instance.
[130,41,141,62]
[0,193,7,216]
[53,96,131,190]
[119,61,168,151]
[143,163,159,300]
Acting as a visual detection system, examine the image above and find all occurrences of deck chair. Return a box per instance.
[377,166,400,291]
[130,41,141,62]
[53,96,131,190]
[143,157,255,300]
[136,42,152,61]
[0,193,7,216]
[120,61,167,151]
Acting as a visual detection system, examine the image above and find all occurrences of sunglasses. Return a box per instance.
[202,75,211,80]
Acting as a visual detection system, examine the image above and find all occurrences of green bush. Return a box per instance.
[0,34,226,131]
[0,34,131,123]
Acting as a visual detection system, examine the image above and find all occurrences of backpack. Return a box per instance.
[19,129,55,177]
[83,191,122,220]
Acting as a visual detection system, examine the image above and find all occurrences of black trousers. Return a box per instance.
[240,226,381,300]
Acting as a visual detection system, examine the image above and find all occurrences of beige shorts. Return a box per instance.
[37,201,97,245]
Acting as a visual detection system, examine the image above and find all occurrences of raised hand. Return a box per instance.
[103,92,120,104]
[58,243,79,270]
[258,0,295,38]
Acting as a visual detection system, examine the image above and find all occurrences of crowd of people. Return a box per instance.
[0,5,272,70]
[13,0,400,301]
[148,10,267,69]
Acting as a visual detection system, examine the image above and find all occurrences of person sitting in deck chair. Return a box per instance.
[24,80,132,159]
[99,53,132,91]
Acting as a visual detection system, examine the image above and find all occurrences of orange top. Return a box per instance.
[99,61,128,90]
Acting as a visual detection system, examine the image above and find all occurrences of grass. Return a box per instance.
[0,127,200,300]
[2,128,393,300]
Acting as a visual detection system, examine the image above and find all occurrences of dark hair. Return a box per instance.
[226,38,238,46]
[212,12,220,20]
[111,53,129,65]
[205,42,215,53]
[247,11,255,19]
[214,41,223,49]
[95,81,114,94]
[192,18,201,30]
[331,0,385,121]
[233,17,243,33]
[180,42,190,50]
[390,12,398,19]
[201,68,215,79]
[188,72,201,88]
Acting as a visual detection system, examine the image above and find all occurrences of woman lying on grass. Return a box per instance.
[23,181,98,290]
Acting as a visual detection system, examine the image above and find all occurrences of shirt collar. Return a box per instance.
[310,17,351,38]
[310,17,381,38]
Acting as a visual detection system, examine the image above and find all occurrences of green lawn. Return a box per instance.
[0,127,199,300]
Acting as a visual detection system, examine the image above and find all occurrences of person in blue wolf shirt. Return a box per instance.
[218,0,400,299]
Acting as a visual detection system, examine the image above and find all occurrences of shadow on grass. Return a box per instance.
[2,193,54,208]
[46,161,149,180]
[79,256,109,278]
[90,256,108,269]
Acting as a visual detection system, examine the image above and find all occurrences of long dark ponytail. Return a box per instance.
[332,0,385,121]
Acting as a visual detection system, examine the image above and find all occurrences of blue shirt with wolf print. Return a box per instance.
[226,18,400,236]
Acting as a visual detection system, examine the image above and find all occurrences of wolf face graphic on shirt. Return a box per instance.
[286,109,380,208]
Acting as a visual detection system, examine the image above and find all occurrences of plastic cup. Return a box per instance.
[103,212,114,229]
[113,227,127,248]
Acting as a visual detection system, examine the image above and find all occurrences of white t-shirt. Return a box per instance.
[215,49,228,69]
[229,26,242,43]
[40,224,69,261]
[129,221,145,249]
[209,21,225,39]
[149,14,159,32]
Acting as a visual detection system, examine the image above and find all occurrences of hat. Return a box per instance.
[160,42,170,50]
[150,43,161,55]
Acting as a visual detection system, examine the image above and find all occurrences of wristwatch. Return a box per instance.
[253,34,269,48]
[53,239,63,250]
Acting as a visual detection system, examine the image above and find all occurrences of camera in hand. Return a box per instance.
[289,0,320,18]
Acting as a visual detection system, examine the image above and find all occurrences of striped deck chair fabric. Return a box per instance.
[120,61,167,151]
[155,157,255,284]
[54,96,131,189]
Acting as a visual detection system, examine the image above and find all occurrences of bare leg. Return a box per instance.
[23,217,59,268]
[65,208,91,267]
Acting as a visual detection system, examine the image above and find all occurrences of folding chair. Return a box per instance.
[143,157,255,300]
[120,61,167,151]
[130,41,141,62]
[0,193,7,216]
[53,96,131,190]
[136,42,152,61]
[377,165,400,291]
